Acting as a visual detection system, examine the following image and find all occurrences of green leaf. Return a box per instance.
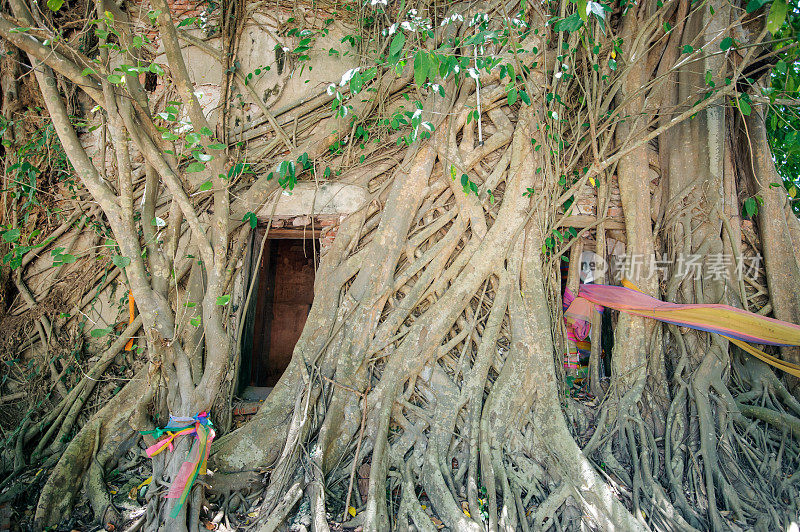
[59,253,76,264]
[186,162,206,173]
[2,228,20,243]
[90,327,111,338]
[46,0,64,11]
[190,316,201,327]
[738,96,752,116]
[577,0,588,23]
[349,71,364,94]
[148,63,165,76]
[552,12,583,33]
[242,212,258,228]
[216,294,231,306]
[81,67,97,77]
[743,196,758,217]
[177,16,197,28]
[519,90,530,105]
[208,143,226,150]
[199,126,214,136]
[746,0,770,13]
[199,181,213,191]
[112,255,131,268]
[766,0,787,34]
[682,44,694,54]
[720,37,734,51]
[414,51,430,87]
[507,88,518,105]
[389,32,405,59]
[107,74,123,84]
[185,132,201,145]
[147,9,161,25]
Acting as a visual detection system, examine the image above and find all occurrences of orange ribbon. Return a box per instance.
[125,290,135,351]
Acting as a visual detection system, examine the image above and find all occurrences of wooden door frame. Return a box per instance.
[243,226,320,389]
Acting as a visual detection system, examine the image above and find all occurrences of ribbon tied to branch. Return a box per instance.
[140,411,215,518]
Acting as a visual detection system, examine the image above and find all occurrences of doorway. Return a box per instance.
[242,231,319,391]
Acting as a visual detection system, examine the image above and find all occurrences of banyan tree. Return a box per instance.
[0,0,799,530]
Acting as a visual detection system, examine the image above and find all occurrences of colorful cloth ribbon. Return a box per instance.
[141,412,215,518]
[125,290,135,351]
[573,283,800,378]
[563,287,602,341]
[562,288,600,389]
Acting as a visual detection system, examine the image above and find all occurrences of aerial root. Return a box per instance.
[256,480,303,532]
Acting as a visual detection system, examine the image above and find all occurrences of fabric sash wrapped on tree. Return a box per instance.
[140,412,215,518]
[566,283,800,379]
[563,287,603,342]
[562,288,602,389]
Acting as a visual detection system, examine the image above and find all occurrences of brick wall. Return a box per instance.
[572,174,623,219]
[266,215,343,255]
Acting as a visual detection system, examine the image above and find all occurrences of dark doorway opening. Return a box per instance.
[241,231,319,391]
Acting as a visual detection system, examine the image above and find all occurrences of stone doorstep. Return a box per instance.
[232,385,276,416]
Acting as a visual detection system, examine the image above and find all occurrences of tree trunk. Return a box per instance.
[1,0,799,530]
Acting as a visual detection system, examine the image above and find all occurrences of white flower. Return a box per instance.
[587,1,605,20]
[550,111,559,120]
[175,120,193,134]
[326,83,336,96]
[412,109,422,120]
[469,13,488,27]
[440,13,464,26]
[370,0,387,5]
[401,21,414,31]
[339,67,360,86]
[388,23,398,35]
[468,68,480,80]
[555,71,563,79]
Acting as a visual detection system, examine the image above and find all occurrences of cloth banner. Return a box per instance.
[568,283,800,379]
